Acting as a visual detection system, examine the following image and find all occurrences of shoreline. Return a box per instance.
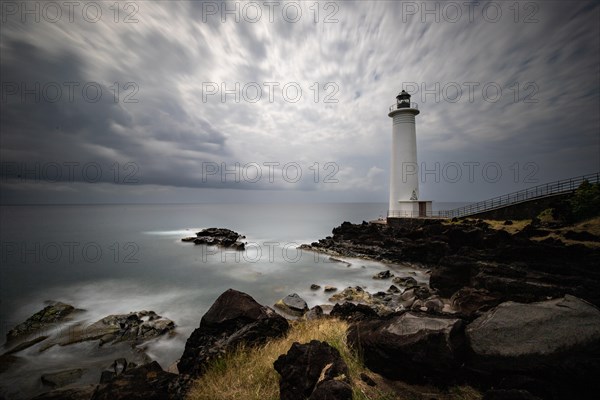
[3,209,600,399]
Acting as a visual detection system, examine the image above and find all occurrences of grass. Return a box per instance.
[186,318,481,400]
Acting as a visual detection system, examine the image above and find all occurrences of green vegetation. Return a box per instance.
[569,180,600,222]
[186,318,481,400]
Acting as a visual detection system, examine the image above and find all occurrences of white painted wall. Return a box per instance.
[388,107,420,215]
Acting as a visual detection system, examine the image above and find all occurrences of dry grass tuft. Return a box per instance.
[186,317,481,400]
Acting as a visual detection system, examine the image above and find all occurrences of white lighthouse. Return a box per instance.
[387,90,432,218]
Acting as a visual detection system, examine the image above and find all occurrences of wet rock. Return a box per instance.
[186,227,246,250]
[372,270,393,279]
[310,284,321,290]
[304,306,323,321]
[329,257,351,267]
[392,276,418,287]
[274,340,351,400]
[323,285,337,292]
[177,289,289,378]
[41,368,84,388]
[387,285,400,293]
[329,286,372,304]
[423,296,444,313]
[181,237,196,242]
[348,313,465,384]
[3,335,49,354]
[275,293,309,317]
[91,361,175,400]
[6,302,75,343]
[42,310,175,350]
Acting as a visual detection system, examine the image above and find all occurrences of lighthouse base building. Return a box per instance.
[387,90,432,220]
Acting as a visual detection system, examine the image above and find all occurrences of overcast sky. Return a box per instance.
[1,0,598,205]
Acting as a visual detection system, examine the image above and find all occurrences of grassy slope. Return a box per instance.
[186,318,481,400]
[448,216,600,247]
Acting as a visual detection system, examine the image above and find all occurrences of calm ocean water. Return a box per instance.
[0,202,464,398]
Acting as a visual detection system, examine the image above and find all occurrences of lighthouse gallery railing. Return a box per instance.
[389,102,419,112]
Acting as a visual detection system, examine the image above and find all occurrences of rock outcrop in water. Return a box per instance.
[5,301,75,343]
[182,227,246,250]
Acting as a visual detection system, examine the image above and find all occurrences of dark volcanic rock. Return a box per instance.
[466,295,600,399]
[274,340,351,400]
[91,361,175,400]
[347,312,465,384]
[372,270,393,279]
[6,302,75,342]
[189,227,246,250]
[41,310,175,350]
[303,220,600,307]
[275,293,309,316]
[450,288,502,316]
[430,256,474,297]
[330,302,378,322]
[177,289,289,377]
[304,306,323,321]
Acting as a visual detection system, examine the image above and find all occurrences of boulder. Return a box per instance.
[466,295,600,398]
[392,276,418,287]
[274,340,351,400]
[90,361,175,400]
[330,302,378,322]
[310,284,321,290]
[372,270,393,279]
[323,285,337,292]
[186,227,246,249]
[387,285,400,293]
[41,368,84,388]
[329,286,372,304]
[275,293,309,317]
[6,302,75,342]
[41,310,175,350]
[347,312,465,383]
[304,306,323,321]
[177,289,289,377]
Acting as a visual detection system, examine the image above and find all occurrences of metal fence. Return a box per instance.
[387,172,599,219]
[438,172,600,219]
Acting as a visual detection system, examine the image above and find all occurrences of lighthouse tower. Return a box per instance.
[387,90,432,218]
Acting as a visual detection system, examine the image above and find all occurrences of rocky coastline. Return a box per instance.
[2,217,600,400]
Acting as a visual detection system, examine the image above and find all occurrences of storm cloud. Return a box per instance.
[1,0,598,204]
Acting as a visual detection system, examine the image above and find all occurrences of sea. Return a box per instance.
[0,202,464,399]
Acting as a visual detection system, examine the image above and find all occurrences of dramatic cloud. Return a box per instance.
[1,0,598,204]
